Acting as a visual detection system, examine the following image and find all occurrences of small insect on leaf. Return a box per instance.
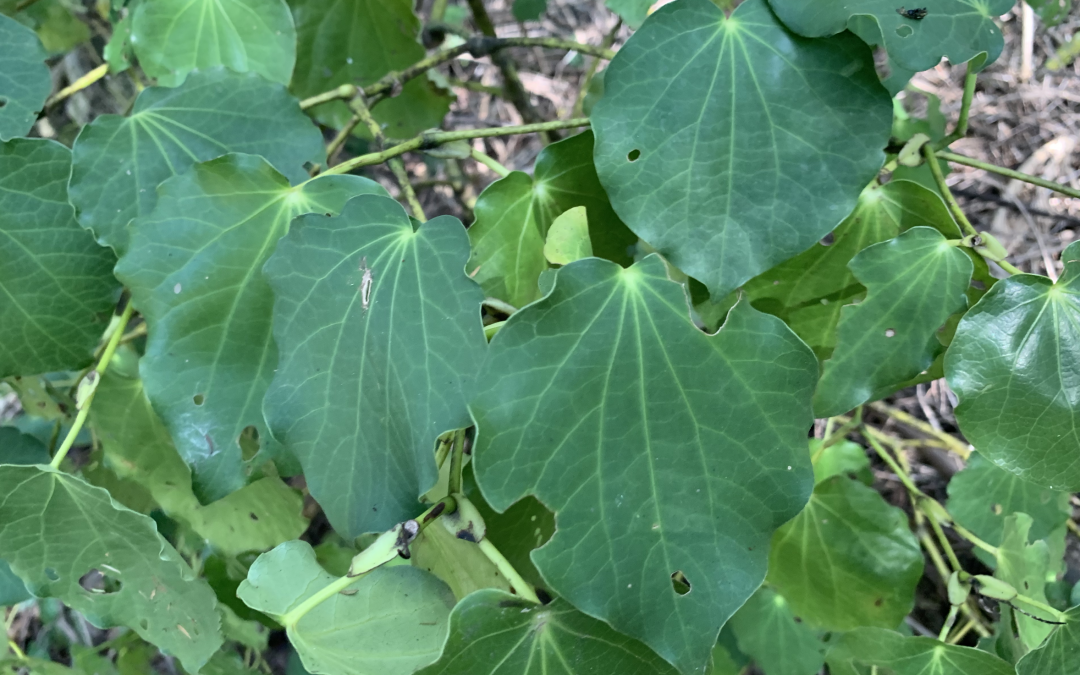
[896,6,928,19]
[359,256,374,311]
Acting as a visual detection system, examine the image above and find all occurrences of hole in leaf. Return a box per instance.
[0,97,7,109]
[80,568,122,595]
[671,571,691,595]
[140,619,149,631]
[992,503,1003,515]
[819,232,835,246]
[239,425,260,460]
[884,328,896,338]
[45,567,59,581]
[971,279,986,290]
[193,393,205,405]
[895,25,913,37]
[627,149,641,162]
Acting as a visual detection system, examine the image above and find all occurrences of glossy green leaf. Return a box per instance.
[948,453,1070,549]
[768,0,1012,72]
[115,153,385,501]
[131,0,295,86]
[464,467,554,591]
[91,363,308,556]
[0,15,50,141]
[0,139,117,378]
[729,587,827,675]
[0,465,222,670]
[410,524,510,600]
[1016,605,1080,675]
[289,0,450,138]
[238,540,455,675]
[744,179,961,357]
[605,0,652,28]
[768,475,923,631]
[264,195,486,538]
[69,68,324,255]
[996,514,1056,650]
[811,439,871,485]
[813,227,972,417]
[946,240,1080,491]
[469,131,633,308]
[592,0,892,300]
[0,427,50,465]
[414,589,680,675]
[827,628,1016,675]
[471,255,817,674]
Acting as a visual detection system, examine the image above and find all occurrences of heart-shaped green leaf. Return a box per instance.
[729,587,829,675]
[0,15,50,141]
[91,362,309,556]
[826,628,1016,675]
[1017,605,1080,675]
[415,589,680,675]
[0,139,117,378]
[289,0,450,139]
[264,195,487,538]
[591,0,892,300]
[946,240,1080,491]
[115,153,385,502]
[768,475,923,631]
[238,540,454,675]
[766,0,1014,72]
[468,130,633,308]
[471,255,818,674]
[0,465,222,671]
[131,0,296,86]
[948,452,1070,549]
[813,227,972,417]
[69,68,324,255]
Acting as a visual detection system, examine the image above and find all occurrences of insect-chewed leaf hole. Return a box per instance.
[627,149,641,162]
[80,568,123,595]
[884,328,896,338]
[895,25,913,37]
[44,567,59,581]
[193,393,205,405]
[239,425,261,460]
[0,97,7,109]
[671,571,691,595]
[819,232,835,246]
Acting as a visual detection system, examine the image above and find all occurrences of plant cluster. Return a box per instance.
[1,0,1079,674]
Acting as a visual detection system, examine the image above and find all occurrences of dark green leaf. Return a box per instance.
[768,475,923,631]
[131,0,296,86]
[69,68,324,255]
[289,0,450,139]
[469,131,634,308]
[238,541,455,675]
[946,240,1080,491]
[0,15,50,141]
[0,560,30,607]
[605,0,652,28]
[592,0,892,300]
[0,139,117,378]
[471,255,817,674]
[91,363,308,556]
[729,587,828,675]
[813,227,972,417]
[0,465,222,671]
[827,627,1016,675]
[0,427,50,465]
[511,0,545,21]
[115,153,385,501]
[1016,605,1080,675]
[414,589,680,675]
[948,452,1070,549]
[766,0,1014,71]
[264,195,486,537]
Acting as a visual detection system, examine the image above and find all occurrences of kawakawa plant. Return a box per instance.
[1,0,1078,674]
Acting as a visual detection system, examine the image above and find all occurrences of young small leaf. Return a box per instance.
[768,475,923,631]
[0,139,117,378]
[413,589,679,675]
[471,255,818,674]
[238,541,454,675]
[543,206,593,265]
[946,240,1080,491]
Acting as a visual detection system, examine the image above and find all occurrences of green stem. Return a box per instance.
[325,114,363,163]
[50,303,135,469]
[300,84,358,111]
[477,538,541,604]
[820,406,862,450]
[470,148,512,178]
[951,521,999,556]
[1013,593,1070,623]
[925,508,964,573]
[922,143,979,239]
[995,258,1024,276]
[947,618,976,644]
[938,605,960,641]
[939,62,978,147]
[936,151,1080,200]
[864,429,921,496]
[868,402,971,459]
[346,96,426,221]
[447,429,466,496]
[322,119,590,177]
[482,298,518,316]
